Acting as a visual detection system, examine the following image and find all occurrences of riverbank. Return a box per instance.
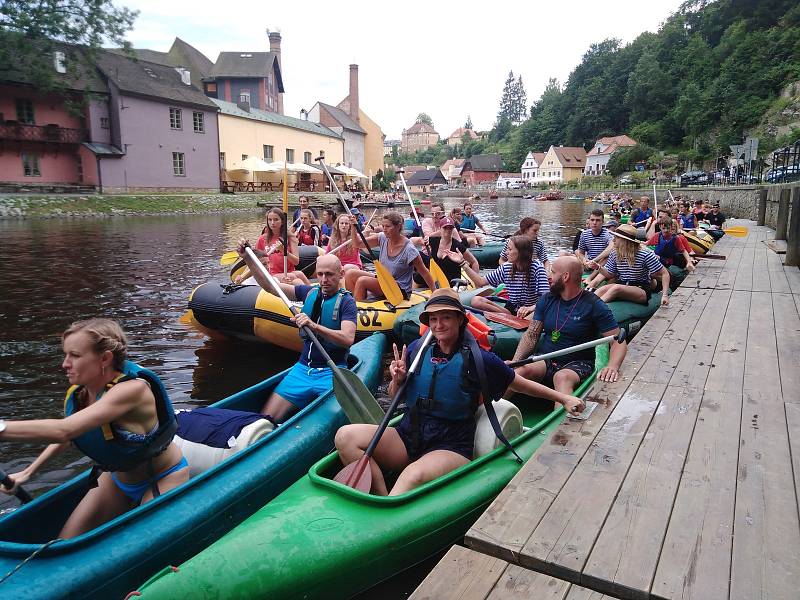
[0,192,343,219]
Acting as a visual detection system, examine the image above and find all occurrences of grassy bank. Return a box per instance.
[0,192,341,219]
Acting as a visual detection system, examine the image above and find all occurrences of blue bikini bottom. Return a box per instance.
[111,456,188,504]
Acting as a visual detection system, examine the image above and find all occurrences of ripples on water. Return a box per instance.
[0,197,592,505]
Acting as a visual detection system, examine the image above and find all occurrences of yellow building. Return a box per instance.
[214,98,344,187]
[538,145,587,184]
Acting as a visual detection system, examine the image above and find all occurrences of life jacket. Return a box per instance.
[679,213,695,229]
[297,226,320,246]
[633,207,652,225]
[461,214,478,230]
[64,360,177,473]
[419,312,493,351]
[654,232,679,266]
[300,287,351,365]
[405,340,479,421]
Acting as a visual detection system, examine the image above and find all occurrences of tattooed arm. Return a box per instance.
[511,319,543,362]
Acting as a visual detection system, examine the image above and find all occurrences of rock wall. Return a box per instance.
[675,184,798,230]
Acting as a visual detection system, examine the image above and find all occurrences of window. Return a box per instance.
[263,145,273,161]
[239,90,250,104]
[242,154,248,161]
[206,82,217,93]
[169,107,182,130]
[303,151,312,164]
[22,153,40,176]
[100,117,110,129]
[285,148,294,162]
[172,152,185,176]
[193,111,204,133]
[319,150,325,159]
[16,99,34,124]
[219,152,226,170]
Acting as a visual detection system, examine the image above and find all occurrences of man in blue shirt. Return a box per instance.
[240,252,357,421]
[510,255,627,395]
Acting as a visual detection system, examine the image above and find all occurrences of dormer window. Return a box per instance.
[239,53,253,58]
[239,90,251,104]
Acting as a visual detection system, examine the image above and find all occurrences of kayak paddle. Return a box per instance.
[396,169,450,290]
[242,246,383,425]
[334,331,435,492]
[482,311,531,330]
[0,469,33,504]
[697,225,748,237]
[317,157,405,305]
[220,251,239,266]
[460,228,512,240]
[507,330,627,368]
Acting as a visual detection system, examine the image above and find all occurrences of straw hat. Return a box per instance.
[419,288,466,325]
[608,223,639,243]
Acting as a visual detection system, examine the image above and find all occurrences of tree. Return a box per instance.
[497,70,528,125]
[512,75,527,124]
[415,113,434,127]
[0,0,138,97]
[464,115,473,129]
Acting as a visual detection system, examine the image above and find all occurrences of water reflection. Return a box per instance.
[0,198,593,505]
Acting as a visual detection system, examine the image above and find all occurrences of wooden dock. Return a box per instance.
[412,221,800,600]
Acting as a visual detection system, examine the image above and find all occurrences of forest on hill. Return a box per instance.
[392,0,800,173]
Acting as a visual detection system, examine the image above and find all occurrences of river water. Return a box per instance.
[0,195,592,589]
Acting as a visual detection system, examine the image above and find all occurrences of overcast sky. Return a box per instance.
[121,0,685,140]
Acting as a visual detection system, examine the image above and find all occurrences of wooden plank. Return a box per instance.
[646,289,751,600]
[582,286,732,596]
[767,245,792,294]
[785,403,800,534]
[751,245,772,293]
[784,264,800,295]
[564,587,611,600]
[410,545,507,600]
[715,245,744,290]
[730,290,800,600]
[773,292,800,401]
[634,287,714,385]
[582,385,703,598]
[733,233,755,291]
[465,288,696,563]
[519,382,668,583]
[486,563,572,600]
[765,239,788,254]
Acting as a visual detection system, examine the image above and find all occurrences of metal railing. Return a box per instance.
[0,122,88,144]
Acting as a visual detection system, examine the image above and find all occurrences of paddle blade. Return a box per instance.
[219,251,239,265]
[333,368,384,425]
[484,311,531,330]
[374,261,405,305]
[334,456,372,492]
[723,226,748,237]
[429,259,450,289]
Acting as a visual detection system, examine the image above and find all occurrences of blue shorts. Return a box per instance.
[273,362,338,409]
[395,412,475,461]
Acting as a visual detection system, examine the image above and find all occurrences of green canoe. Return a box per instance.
[134,347,610,599]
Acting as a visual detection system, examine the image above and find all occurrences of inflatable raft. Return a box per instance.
[187,282,430,349]
[0,334,385,600]
[133,348,609,599]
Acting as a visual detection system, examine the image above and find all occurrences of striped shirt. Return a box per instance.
[484,261,550,309]
[500,238,548,264]
[578,228,613,260]
[605,248,663,285]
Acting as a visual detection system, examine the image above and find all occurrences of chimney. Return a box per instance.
[348,64,360,124]
[268,29,284,115]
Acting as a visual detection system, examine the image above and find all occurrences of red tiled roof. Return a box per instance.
[587,135,637,156]
[552,146,587,167]
[405,122,438,135]
[447,127,478,140]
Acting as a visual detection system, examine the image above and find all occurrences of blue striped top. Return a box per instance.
[485,261,550,308]
[605,248,663,285]
[500,238,548,264]
[578,229,613,260]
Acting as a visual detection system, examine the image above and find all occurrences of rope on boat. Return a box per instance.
[0,538,62,585]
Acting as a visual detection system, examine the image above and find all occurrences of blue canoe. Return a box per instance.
[0,333,386,600]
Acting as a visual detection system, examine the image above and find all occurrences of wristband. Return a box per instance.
[459,261,467,267]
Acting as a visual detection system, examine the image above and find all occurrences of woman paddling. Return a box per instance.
[452,235,549,318]
[334,289,583,496]
[344,212,435,301]
[0,319,187,538]
[326,212,362,272]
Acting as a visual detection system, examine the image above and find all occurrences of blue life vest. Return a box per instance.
[404,344,479,421]
[300,287,351,366]
[64,360,177,472]
[654,232,679,266]
[634,207,653,226]
[679,213,695,229]
[461,214,478,230]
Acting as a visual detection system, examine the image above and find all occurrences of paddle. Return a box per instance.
[0,469,33,504]
[300,209,380,275]
[483,311,531,330]
[695,225,748,237]
[695,254,727,260]
[507,330,627,368]
[460,228,512,240]
[317,157,405,306]
[396,170,449,289]
[219,251,239,266]
[242,246,383,425]
[334,331,435,492]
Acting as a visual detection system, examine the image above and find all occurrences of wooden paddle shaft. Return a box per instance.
[243,246,364,406]
[507,330,626,368]
[0,469,33,503]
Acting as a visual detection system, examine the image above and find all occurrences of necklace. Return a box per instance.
[551,291,583,342]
